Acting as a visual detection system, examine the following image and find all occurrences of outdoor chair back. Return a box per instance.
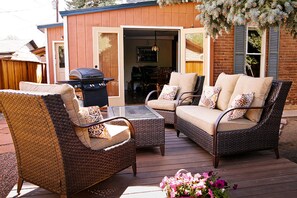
[0,90,136,197]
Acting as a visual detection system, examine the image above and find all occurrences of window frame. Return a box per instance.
[245,26,266,77]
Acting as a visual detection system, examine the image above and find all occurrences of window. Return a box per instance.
[234,26,279,79]
[245,26,266,77]
[58,46,65,68]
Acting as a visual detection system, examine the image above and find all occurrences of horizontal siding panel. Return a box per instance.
[76,15,86,67]
[68,16,78,70]
[85,14,94,67]
[125,9,134,25]
[141,8,149,26]
[93,12,102,26]
[133,8,142,25]
[102,12,110,27]
[164,12,172,26]
[109,11,118,27]
[117,10,126,26]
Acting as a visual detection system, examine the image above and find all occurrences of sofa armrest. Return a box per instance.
[72,116,135,138]
[214,102,276,136]
[177,94,202,107]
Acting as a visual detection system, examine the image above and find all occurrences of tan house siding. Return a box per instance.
[66,3,201,70]
[47,26,64,83]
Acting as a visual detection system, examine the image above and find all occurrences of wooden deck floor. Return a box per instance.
[8,126,297,198]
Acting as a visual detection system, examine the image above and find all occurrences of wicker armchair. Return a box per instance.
[145,74,205,124]
[0,90,136,197]
[176,80,292,168]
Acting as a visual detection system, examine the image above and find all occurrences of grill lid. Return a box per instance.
[69,68,104,81]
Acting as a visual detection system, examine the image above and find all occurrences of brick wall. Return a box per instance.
[212,27,296,108]
[213,28,234,83]
[278,28,297,109]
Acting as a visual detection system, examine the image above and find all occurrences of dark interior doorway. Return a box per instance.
[123,29,178,105]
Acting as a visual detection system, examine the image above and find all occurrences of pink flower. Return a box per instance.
[214,179,226,189]
[195,189,202,197]
[160,169,237,198]
[160,176,168,188]
[202,172,210,179]
[208,189,214,198]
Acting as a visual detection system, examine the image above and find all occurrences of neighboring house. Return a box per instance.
[37,1,297,108]
[0,39,46,89]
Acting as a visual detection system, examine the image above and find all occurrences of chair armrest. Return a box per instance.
[145,90,160,104]
[72,116,135,138]
[176,91,196,102]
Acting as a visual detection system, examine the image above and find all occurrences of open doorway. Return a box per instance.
[123,28,179,105]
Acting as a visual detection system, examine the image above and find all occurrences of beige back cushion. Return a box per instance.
[19,81,91,148]
[215,73,242,111]
[228,76,273,122]
[169,72,197,100]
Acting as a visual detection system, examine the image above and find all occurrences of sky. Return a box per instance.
[0,0,67,47]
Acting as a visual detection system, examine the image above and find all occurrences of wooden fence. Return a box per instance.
[0,59,47,90]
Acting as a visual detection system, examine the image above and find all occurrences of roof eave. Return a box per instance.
[60,1,158,17]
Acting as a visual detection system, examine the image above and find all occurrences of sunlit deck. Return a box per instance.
[7,125,297,198]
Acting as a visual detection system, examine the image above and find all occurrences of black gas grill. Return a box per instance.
[63,68,113,107]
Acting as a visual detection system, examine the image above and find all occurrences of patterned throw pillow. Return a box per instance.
[86,106,111,139]
[227,92,254,121]
[198,86,221,109]
[158,85,179,100]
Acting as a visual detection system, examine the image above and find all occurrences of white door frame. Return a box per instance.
[180,28,210,85]
[93,27,124,106]
[52,41,65,83]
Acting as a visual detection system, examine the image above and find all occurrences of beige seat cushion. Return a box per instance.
[90,124,130,150]
[176,106,257,135]
[147,99,191,111]
[215,73,242,111]
[147,99,176,111]
[229,76,273,122]
[169,72,197,101]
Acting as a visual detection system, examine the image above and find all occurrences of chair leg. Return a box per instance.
[213,156,219,168]
[160,145,165,156]
[132,162,137,176]
[274,147,280,159]
[17,177,24,195]
[176,130,180,137]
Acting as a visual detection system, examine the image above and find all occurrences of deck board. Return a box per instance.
[7,127,297,198]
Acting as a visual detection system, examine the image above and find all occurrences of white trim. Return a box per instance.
[245,26,266,77]
[52,41,65,83]
[92,27,124,106]
[52,41,57,83]
[260,29,266,77]
[63,16,70,80]
[206,34,211,85]
[44,29,50,84]
[121,25,183,30]
[180,28,210,85]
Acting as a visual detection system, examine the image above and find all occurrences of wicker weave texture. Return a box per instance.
[108,106,165,149]
[155,109,175,125]
[0,91,136,197]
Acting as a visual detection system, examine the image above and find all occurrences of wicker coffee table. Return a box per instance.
[108,105,165,156]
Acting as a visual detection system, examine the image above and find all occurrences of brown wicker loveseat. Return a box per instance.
[0,88,136,197]
[175,73,292,168]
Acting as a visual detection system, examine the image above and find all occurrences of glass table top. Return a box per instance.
[108,105,158,119]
